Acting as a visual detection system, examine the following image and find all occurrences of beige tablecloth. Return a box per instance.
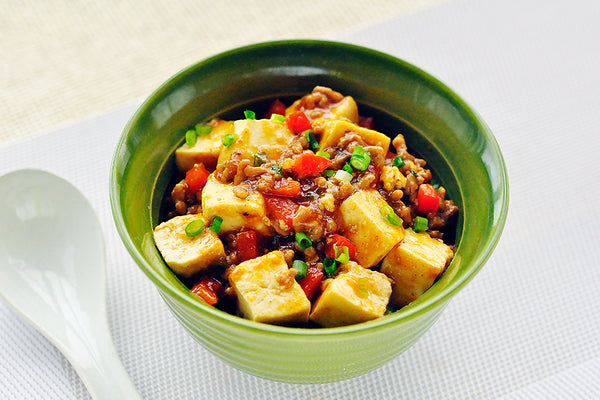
[1,0,443,144]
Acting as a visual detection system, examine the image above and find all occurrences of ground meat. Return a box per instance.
[292,205,324,242]
[296,86,345,120]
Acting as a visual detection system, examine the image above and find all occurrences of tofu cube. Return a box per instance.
[175,119,233,172]
[153,214,225,277]
[201,174,270,234]
[217,119,295,167]
[337,190,405,267]
[228,251,311,325]
[381,228,454,308]
[286,95,359,124]
[309,261,392,327]
[313,119,391,152]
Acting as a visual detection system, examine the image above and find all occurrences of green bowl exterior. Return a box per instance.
[110,40,509,383]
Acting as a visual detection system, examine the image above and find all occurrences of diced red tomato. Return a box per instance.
[236,230,259,262]
[191,276,223,305]
[417,183,439,213]
[185,163,210,194]
[298,265,324,300]
[285,111,312,133]
[266,178,301,197]
[292,153,333,177]
[325,234,357,260]
[264,196,300,228]
[265,99,286,119]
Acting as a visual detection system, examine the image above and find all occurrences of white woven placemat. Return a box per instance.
[2,0,600,398]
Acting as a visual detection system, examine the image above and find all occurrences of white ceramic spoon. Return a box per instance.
[0,169,142,399]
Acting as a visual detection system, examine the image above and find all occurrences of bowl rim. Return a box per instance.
[110,39,509,336]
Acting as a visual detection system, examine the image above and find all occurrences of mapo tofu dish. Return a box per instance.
[153,86,458,328]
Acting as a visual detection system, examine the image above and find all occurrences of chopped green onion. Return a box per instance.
[185,129,197,147]
[270,165,283,175]
[184,219,204,237]
[334,246,349,264]
[209,216,223,233]
[270,113,285,123]
[350,154,371,171]
[292,260,308,280]
[350,146,371,171]
[244,110,256,120]
[316,151,331,159]
[195,124,212,135]
[380,205,403,226]
[413,216,429,232]
[221,133,237,147]
[323,257,337,276]
[342,163,353,174]
[333,169,353,183]
[295,232,312,249]
[352,145,367,157]
[322,169,336,177]
[253,152,268,166]
[392,156,405,168]
[431,178,440,190]
[410,169,418,178]
[303,129,319,150]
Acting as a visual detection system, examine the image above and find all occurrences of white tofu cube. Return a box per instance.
[286,95,359,124]
[153,214,225,277]
[228,251,311,325]
[313,119,391,151]
[337,190,405,267]
[381,228,454,308]
[309,261,392,327]
[217,119,295,167]
[175,119,233,172]
[201,174,271,234]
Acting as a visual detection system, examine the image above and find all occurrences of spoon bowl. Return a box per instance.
[0,169,141,399]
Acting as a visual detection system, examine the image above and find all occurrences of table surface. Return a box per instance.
[2,0,600,399]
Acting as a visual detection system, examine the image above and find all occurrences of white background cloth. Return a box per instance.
[1,0,599,398]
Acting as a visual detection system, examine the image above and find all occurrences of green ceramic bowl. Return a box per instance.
[110,40,508,383]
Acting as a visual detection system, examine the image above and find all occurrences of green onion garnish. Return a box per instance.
[185,129,197,147]
[333,169,353,183]
[392,156,405,168]
[253,152,268,166]
[316,151,331,159]
[350,146,371,171]
[184,219,204,237]
[323,257,337,276]
[380,205,403,226]
[270,113,285,123]
[334,246,349,264]
[195,124,212,135]
[413,216,429,232]
[303,129,319,150]
[295,232,312,249]
[270,165,283,176]
[244,110,256,120]
[292,260,308,280]
[342,163,353,174]
[322,170,336,177]
[221,133,237,147]
[209,216,223,233]
[410,169,418,178]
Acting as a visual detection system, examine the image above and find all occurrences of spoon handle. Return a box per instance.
[62,317,143,400]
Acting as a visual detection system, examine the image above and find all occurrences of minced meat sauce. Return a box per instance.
[153,86,458,328]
